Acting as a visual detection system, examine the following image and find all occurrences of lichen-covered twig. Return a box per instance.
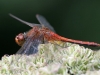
[0,42,100,75]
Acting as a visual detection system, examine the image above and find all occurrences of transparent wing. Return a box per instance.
[36,14,55,32]
[16,34,43,55]
[9,14,41,27]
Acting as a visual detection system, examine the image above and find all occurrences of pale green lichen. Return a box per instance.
[0,42,100,75]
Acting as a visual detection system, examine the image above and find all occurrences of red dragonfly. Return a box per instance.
[10,14,100,55]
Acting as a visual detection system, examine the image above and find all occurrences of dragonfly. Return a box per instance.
[10,14,100,55]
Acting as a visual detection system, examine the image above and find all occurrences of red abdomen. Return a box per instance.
[46,31,100,47]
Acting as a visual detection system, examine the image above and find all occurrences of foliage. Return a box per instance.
[0,42,100,75]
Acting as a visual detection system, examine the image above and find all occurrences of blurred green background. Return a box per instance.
[0,0,100,57]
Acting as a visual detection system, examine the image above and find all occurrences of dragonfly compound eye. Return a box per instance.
[15,33,25,46]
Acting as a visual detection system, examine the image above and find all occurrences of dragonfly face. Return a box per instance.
[15,33,26,46]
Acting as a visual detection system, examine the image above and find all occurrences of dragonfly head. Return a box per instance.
[15,33,26,46]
